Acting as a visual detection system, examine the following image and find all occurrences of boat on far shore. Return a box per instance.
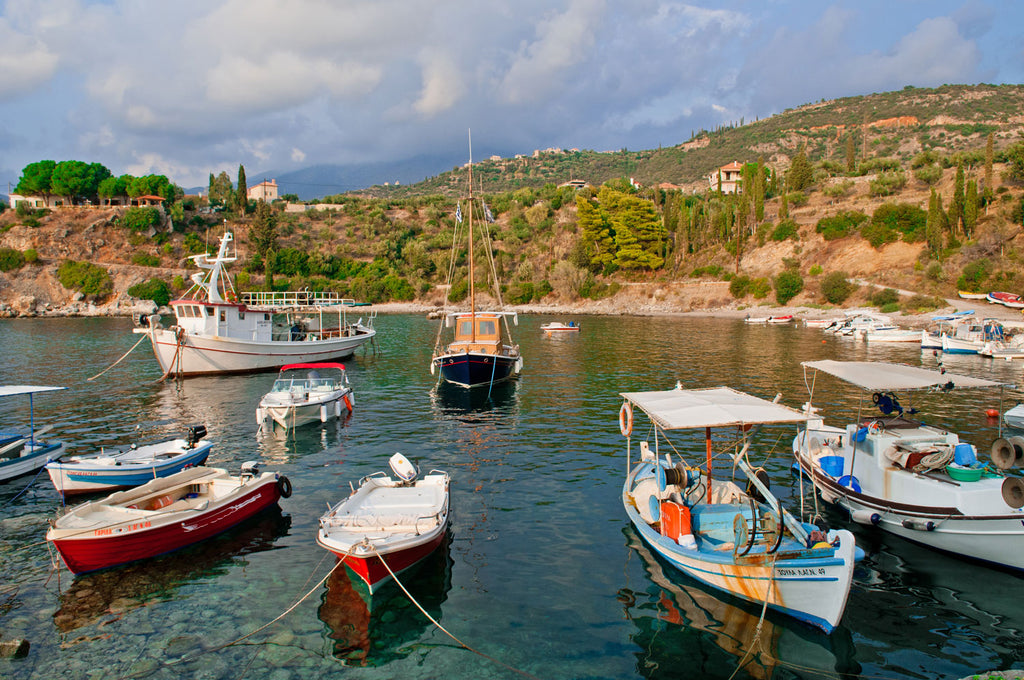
[541,321,581,334]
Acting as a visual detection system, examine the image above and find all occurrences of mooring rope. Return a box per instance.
[373,548,544,680]
[88,334,147,381]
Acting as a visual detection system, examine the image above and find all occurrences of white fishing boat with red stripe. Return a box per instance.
[317,454,449,593]
[256,363,354,430]
[47,463,291,574]
[133,231,376,377]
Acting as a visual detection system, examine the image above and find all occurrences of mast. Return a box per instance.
[467,130,476,342]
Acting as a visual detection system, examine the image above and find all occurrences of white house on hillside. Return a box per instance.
[248,179,279,201]
[707,161,744,194]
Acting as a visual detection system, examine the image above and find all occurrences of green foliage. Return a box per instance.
[901,294,945,313]
[57,260,112,297]
[816,211,867,240]
[820,271,854,304]
[787,191,808,207]
[913,164,942,185]
[127,279,171,306]
[690,264,724,279]
[0,247,26,272]
[750,277,771,299]
[729,275,751,298]
[15,160,56,197]
[787,150,814,191]
[957,259,991,292]
[172,275,186,290]
[860,220,897,248]
[770,219,799,241]
[871,203,927,242]
[1005,140,1024,181]
[23,248,38,264]
[868,170,907,197]
[131,252,161,267]
[870,288,899,307]
[808,264,823,276]
[183,233,207,254]
[120,207,162,232]
[773,271,803,304]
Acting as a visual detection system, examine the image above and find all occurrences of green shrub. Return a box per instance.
[120,207,162,232]
[57,260,112,297]
[925,262,943,282]
[0,247,26,272]
[787,191,808,207]
[729,275,751,298]
[820,272,854,304]
[860,221,898,249]
[957,259,991,292]
[131,252,161,267]
[872,203,927,242]
[870,288,900,307]
[913,165,942,185]
[690,264,724,279]
[816,211,867,240]
[901,294,945,314]
[23,248,38,264]
[774,271,803,304]
[808,264,823,276]
[172,275,186,290]
[750,278,771,299]
[127,278,171,306]
[869,170,907,197]
[771,219,799,242]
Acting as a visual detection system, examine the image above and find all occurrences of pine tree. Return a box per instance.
[787,149,813,191]
[236,165,248,214]
[984,133,995,201]
[249,200,278,291]
[845,134,856,174]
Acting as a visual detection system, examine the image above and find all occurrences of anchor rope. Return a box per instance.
[88,334,148,381]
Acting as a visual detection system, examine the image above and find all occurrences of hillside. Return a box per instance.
[1,84,1023,319]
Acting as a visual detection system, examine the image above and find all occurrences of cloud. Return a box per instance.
[414,49,464,116]
[0,18,60,99]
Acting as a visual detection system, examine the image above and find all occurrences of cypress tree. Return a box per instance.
[845,134,856,174]
[984,133,994,201]
[950,161,965,236]
[965,179,979,237]
[779,185,789,220]
[236,165,248,214]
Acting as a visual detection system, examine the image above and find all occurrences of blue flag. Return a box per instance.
[455,202,463,223]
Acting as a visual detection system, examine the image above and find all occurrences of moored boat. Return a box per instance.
[619,385,858,633]
[987,291,1024,309]
[317,453,450,593]
[0,385,66,484]
[744,314,793,324]
[794,360,1024,571]
[959,290,989,300]
[46,425,212,495]
[541,321,581,333]
[47,463,290,574]
[257,363,353,430]
[133,231,376,377]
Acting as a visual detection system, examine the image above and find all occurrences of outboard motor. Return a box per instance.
[240,461,260,481]
[389,452,419,486]
[186,425,208,448]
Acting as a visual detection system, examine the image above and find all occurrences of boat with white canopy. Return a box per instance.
[620,385,858,633]
[0,385,66,484]
[794,360,1024,571]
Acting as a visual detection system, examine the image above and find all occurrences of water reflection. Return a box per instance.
[317,534,453,666]
[621,527,859,680]
[52,508,290,634]
[429,379,520,416]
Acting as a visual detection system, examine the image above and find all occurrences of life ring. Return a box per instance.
[619,402,634,437]
[226,290,237,303]
[277,475,292,499]
[343,393,353,412]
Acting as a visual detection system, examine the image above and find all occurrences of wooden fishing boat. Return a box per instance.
[317,453,449,593]
[257,363,354,430]
[0,385,66,484]
[46,425,212,495]
[744,314,793,324]
[958,290,988,300]
[133,231,376,377]
[794,360,1024,571]
[430,135,522,389]
[47,463,290,574]
[619,385,858,633]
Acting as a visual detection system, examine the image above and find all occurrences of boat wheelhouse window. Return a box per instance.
[477,319,497,336]
[219,310,226,322]
[205,307,214,316]
[238,312,245,320]
[457,320,474,337]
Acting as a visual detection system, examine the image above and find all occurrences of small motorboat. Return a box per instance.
[987,291,1024,309]
[47,463,291,574]
[0,385,66,484]
[257,363,354,430]
[959,290,989,300]
[619,386,858,633]
[317,453,449,593]
[541,321,581,333]
[46,425,213,496]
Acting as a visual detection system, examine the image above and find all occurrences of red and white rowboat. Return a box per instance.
[317,453,449,593]
[47,464,290,574]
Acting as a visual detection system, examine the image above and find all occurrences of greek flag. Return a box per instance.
[455,202,463,224]
[482,201,495,223]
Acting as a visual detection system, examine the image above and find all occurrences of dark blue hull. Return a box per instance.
[434,352,518,388]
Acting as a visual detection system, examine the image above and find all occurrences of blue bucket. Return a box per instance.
[838,475,862,493]
[953,443,977,466]
[819,455,845,478]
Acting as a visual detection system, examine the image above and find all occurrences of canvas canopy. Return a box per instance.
[802,360,1005,391]
[620,386,806,431]
[0,386,66,398]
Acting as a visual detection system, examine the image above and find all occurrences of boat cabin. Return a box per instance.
[449,313,504,354]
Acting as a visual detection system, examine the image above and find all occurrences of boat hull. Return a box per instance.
[46,441,213,495]
[0,441,64,483]
[434,352,520,388]
[323,528,448,593]
[48,472,282,574]
[258,391,353,429]
[138,326,375,377]
[624,463,854,633]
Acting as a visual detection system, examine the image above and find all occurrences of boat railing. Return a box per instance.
[240,290,358,309]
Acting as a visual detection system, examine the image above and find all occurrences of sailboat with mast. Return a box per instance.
[430,134,523,389]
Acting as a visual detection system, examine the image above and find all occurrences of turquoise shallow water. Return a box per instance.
[1,314,1023,679]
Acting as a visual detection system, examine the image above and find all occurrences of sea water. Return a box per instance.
[1,314,1022,679]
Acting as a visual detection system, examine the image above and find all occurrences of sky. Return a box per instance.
[1,0,1022,195]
